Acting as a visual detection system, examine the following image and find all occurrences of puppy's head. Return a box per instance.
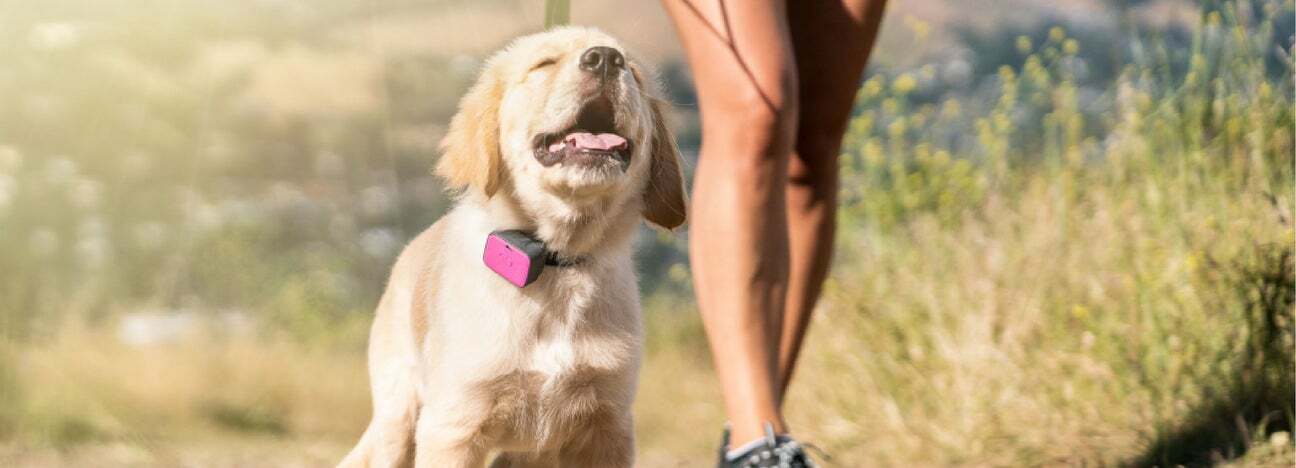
[437,27,686,230]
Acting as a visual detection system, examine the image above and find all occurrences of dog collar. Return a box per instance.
[483,230,585,288]
[543,250,585,267]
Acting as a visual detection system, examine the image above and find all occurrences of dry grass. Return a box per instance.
[1,325,367,466]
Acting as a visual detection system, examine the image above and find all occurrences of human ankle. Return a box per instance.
[726,420,786,454]
[725,421,789,461]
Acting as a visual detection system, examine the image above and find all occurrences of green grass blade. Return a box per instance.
[544,0,570,29]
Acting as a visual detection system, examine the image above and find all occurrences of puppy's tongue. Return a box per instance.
[549,132,627,152]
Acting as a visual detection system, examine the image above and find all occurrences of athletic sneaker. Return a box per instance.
[716,423,818,468]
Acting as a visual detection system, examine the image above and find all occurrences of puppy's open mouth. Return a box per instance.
[533,96,631,169]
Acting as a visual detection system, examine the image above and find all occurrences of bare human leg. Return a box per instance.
[778,0,888,401]
[661,0,799,446]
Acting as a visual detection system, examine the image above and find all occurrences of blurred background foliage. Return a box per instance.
[0,0,1292,466]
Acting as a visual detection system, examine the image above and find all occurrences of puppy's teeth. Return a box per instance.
[547,141,566,152]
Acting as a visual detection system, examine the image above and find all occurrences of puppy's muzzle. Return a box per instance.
[531,46,633,170]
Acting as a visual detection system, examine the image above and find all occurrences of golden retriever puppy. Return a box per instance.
[338,27,686,468]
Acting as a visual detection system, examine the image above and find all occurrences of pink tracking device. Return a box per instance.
[483,230,547,288]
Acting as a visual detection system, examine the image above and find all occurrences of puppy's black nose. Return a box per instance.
[579,46,624,76]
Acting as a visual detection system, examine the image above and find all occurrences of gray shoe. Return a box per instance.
[716,423,818,468]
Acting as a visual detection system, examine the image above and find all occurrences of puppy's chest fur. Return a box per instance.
[473,334,632,449]
[415,207,642,448]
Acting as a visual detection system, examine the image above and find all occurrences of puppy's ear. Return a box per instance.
[642,96,688,230]
[436,65,504,197]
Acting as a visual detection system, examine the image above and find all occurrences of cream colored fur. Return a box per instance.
[338,27,686,468]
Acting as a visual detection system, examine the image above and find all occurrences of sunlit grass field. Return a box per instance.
[1,1,1293,466]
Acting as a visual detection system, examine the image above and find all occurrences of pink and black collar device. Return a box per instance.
[483,230,584,288]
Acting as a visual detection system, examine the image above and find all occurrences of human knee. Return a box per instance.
[705,116,797,194]
[705,84,799,168]
[787,128,845,190]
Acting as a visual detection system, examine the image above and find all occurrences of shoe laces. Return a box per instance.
[734,423,820,468]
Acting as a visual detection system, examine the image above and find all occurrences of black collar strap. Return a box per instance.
[544,250,585,267]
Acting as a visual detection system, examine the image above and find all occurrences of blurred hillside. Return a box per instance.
[1,0,1294,466]
[6,0,1283,336]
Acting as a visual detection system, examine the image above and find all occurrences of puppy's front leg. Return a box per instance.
[413,409,488,468]
[558,410,634,468]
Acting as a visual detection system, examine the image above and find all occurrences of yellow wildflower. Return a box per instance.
[942,99,961,117]
[1063,39,1080,55]
[1016,35,1033,54]
[862,76,884,98]
[888,118,907,139]
[1049,26,1065,42]
[892,73,917,95]
[882,98,898,114]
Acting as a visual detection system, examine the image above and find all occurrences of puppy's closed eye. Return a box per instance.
[529,57,558,71]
